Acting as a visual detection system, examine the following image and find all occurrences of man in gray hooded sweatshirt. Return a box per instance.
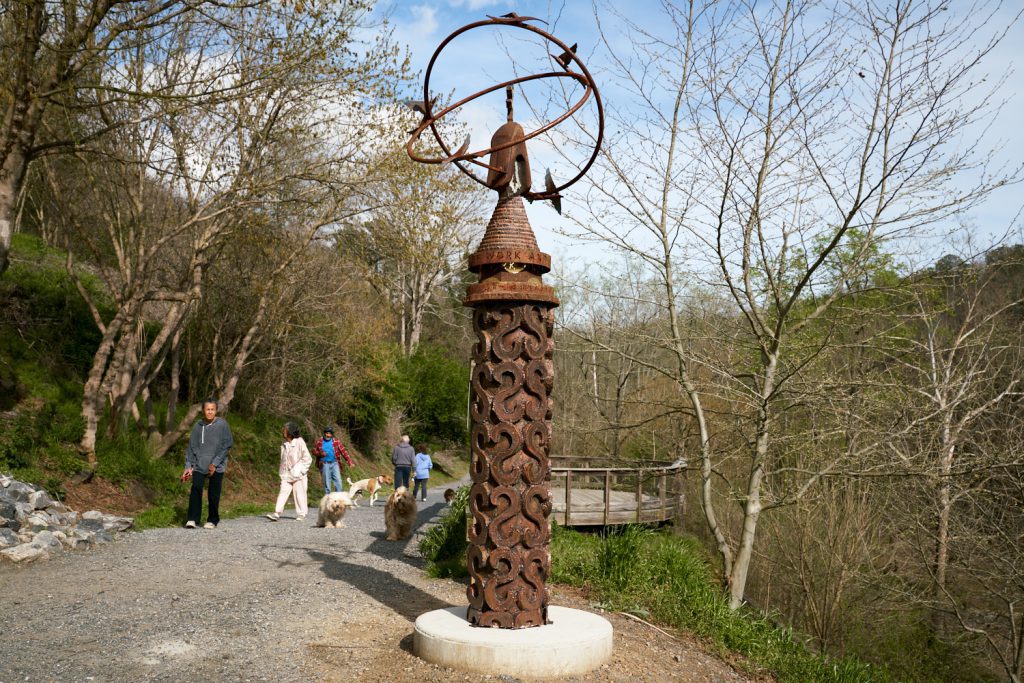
[391,435,415,489]
[181,399,234,528]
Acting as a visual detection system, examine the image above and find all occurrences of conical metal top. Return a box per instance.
[464,196,557,306]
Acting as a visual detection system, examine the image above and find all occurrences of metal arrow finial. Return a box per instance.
[487,13,545,24]
[545,169,562,214]
[552,43,577,70]
[402,97,437,115]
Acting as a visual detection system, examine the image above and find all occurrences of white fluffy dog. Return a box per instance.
[316,492,356,528]
[384,486,417,540]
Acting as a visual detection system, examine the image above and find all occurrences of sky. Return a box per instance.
[379,0,1024,270]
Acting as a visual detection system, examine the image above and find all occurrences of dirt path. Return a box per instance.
[0,486,750,683]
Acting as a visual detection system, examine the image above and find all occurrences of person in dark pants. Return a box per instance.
[181,399,234,529]
[413,444,432,502]
[391,435,414,489]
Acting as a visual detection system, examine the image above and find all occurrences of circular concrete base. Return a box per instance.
[414,605,613,678]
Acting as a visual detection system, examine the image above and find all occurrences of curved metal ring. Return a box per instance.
[409,17,604,197]
[406,70,590,167]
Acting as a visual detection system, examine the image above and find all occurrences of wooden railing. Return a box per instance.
[548,456,686,527]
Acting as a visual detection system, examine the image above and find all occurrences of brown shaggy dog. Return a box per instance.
[384,486,417,540]
[316,492,356,528]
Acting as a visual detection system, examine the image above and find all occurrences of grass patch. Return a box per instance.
[133,504,186,530]
[132,501,276,530]
[551,524,892,683]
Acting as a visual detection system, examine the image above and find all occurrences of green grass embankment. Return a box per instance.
[0,233,464,529]
[420,489,894,683]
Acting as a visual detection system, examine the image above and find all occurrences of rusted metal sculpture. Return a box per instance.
[405,14,603,629]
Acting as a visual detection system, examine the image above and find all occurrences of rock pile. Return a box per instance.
[0,473,133,564]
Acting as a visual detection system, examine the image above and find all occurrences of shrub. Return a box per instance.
[394,345,469,445]
[418,485,469,578]
[551,524,891,683]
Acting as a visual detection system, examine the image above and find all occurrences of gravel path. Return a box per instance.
[0,484,455,683]
[0,484,750,683]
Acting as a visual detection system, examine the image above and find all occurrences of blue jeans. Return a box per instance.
[394,466,411,490]
[321,461,343,495]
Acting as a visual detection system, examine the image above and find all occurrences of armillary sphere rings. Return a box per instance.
[405,14,605,204]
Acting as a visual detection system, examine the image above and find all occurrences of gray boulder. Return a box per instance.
[0,475,133,562]
[77,518,106,533]
[28,490,55,510]
[4,481,35,503]
[49,510,77,527]
[32,530,63,552]
[82,510,133,532]
[65,536,92,550]
[0,527,19,548]
[25,513,51,532]
[0,499,18,526]
[0,543,48,563]
[14,502,33,523]
[102,515,134,532]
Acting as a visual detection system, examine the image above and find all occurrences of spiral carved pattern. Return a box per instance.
[466,302,555,628]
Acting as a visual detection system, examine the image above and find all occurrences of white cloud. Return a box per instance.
[447,0,502,10]
[409,4,439,35]
[391,4,441,59]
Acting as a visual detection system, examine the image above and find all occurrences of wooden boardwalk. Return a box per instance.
[549,457,686,527]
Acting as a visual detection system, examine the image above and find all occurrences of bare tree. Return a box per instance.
[879,262,1023,597]
[0,0,213,276]
[558,0,1019,609]
[28,0,405,465]
[347,148,485,357]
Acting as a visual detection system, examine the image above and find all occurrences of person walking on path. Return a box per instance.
[182,399,234,529]
[267,422,313,522]
[413,444,432,502]
[391,435,415,490]
[312,426,353,495]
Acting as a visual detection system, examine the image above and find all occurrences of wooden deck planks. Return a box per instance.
[548,486,679,526]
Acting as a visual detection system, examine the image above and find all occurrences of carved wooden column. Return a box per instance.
[464,194,557,628]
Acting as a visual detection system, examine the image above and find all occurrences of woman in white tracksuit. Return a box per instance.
[266,422,312,522]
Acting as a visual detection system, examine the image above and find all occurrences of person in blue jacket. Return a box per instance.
[413,444,433,502]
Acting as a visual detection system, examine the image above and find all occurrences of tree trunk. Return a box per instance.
[141,385,157,437]
[165,327,182,430]
[152,403,203,461]
[729,355,778,608]
[935,428,956,594]
[79,309,130,462]
[0,174,20,276]
[730,461,765,609]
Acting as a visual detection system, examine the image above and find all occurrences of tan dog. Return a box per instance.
[347,474,392,507]
[384,486,417,541]
[316,492,356,528]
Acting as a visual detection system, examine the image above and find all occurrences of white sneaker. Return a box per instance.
[266,513,280,521]
[203,522,216,529]
[185,520,196,528]
[295,515,305,522]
